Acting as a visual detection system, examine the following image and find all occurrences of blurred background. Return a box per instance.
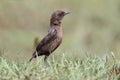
[0,0,120,61]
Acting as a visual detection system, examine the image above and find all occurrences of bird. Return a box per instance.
[29,10,70,62]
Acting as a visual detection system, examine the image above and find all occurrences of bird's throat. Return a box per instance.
[50,18,61,26]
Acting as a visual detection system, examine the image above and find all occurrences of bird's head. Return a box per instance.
[50,10,70,26]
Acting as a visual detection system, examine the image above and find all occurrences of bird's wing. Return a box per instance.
[36,28,57,51]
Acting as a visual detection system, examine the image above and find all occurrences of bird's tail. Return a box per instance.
[29,56,34,62]
[29,51,37,62]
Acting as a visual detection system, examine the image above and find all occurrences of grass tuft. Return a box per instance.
[0,53,120,80]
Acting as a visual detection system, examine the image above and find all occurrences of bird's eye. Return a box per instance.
[58,12,64,17]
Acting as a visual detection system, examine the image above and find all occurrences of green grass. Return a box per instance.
[0,53,120,80]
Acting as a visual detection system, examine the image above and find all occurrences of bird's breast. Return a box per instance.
[56,27,62,38]
[48,27,62,53]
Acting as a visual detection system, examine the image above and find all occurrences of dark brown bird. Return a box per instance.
[29,10,70,62]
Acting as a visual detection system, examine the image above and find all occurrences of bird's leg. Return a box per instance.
[44,55,49,62]
[43,55,50,66]
[44,52,50,62]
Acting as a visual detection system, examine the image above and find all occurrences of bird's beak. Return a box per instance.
[64,11,70,15]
